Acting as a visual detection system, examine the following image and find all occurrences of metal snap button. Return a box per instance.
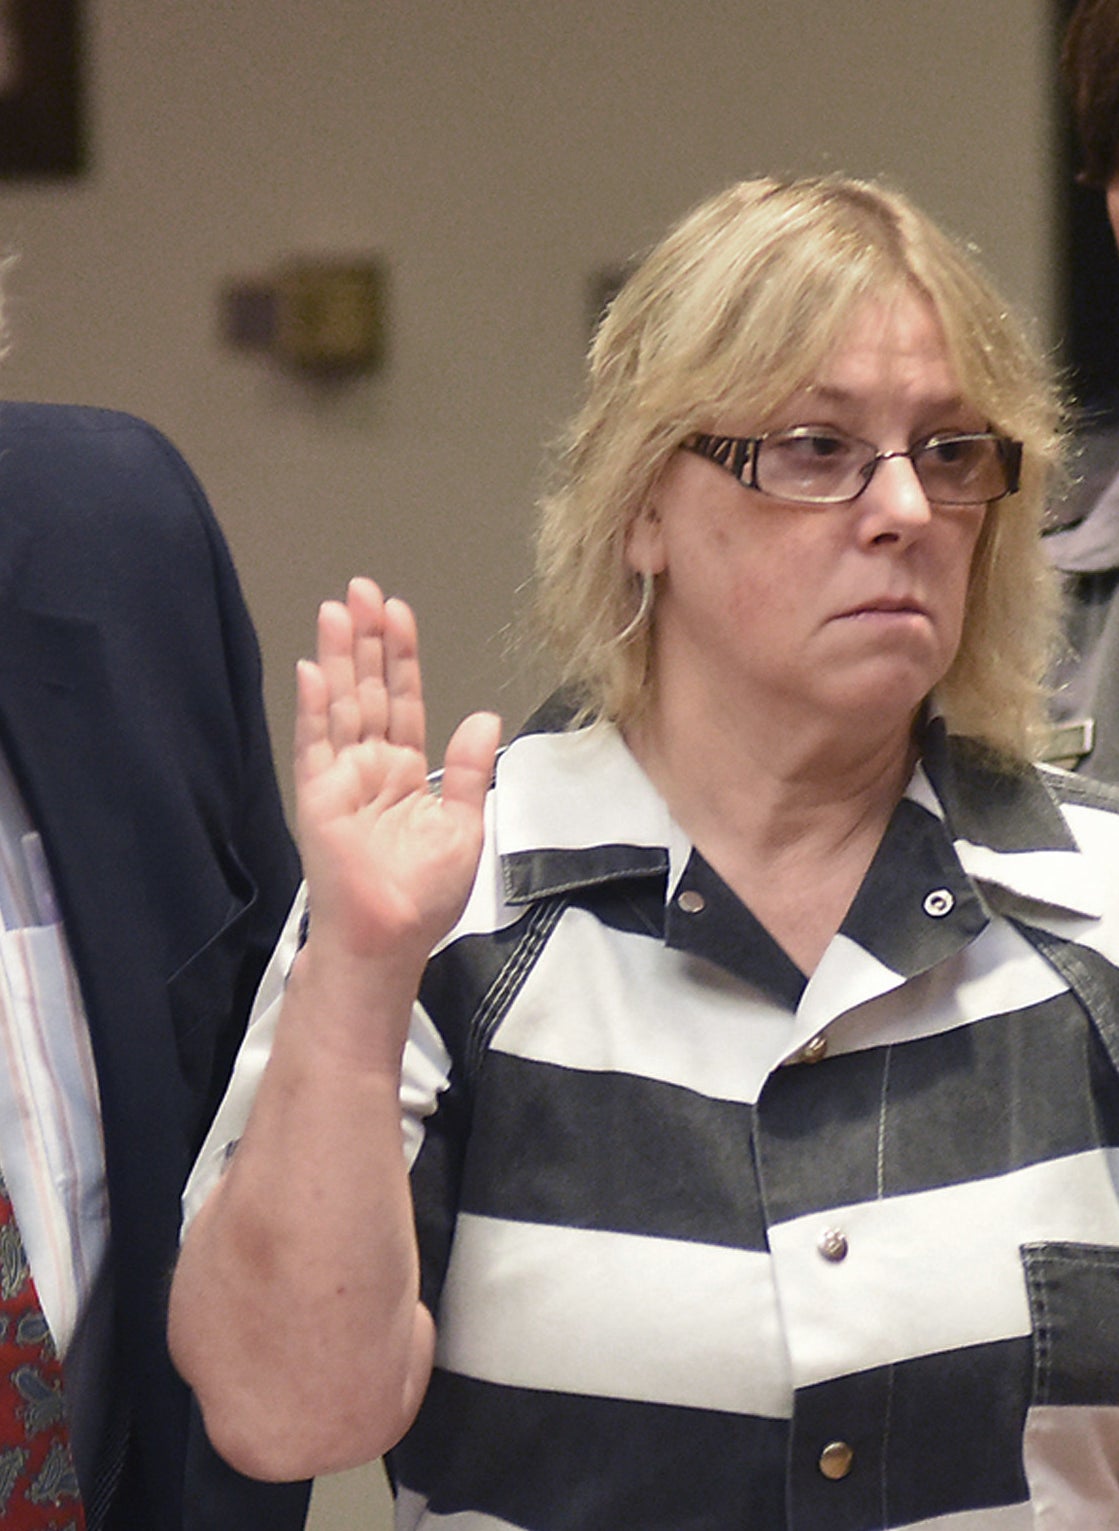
[818,1440,854,1480]
[922,888,955,918]
[800,1033,828,1064]
[676,888,706,914]
[818,1227,848,1263]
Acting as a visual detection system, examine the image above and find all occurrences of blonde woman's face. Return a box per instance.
[625,292,990,741]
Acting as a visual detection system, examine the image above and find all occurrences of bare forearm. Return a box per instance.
[168,949,433,1480]
[170,580,498,1479]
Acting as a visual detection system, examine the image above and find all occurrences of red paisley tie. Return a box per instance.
[0,1173,84,1530]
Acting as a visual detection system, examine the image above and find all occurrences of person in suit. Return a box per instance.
[1045,0,1119,775]
[0,400,309,1529]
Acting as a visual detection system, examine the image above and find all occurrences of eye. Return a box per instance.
[769,427,858,463]
[922,434,977,466]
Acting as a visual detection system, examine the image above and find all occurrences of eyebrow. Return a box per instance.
[799,383,972,414]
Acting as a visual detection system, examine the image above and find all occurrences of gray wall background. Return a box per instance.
[0,3,1063,1525]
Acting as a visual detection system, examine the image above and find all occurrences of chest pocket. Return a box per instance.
[1020,1242,1119,1528]
[1023,1241,1119,1406]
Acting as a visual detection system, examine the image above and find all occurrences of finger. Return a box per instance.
[440,711,501,818]
[316,599,364,749]
[346,578,390,739]
[293,658,334,789]
[382,597,426,754]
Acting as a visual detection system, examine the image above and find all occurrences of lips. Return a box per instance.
[837,597,930,619]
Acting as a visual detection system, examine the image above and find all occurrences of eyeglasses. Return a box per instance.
[681,426,1022,507]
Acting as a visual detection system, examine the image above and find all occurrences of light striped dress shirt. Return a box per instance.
[0,746,110,1480]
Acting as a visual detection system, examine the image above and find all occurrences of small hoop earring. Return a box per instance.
[614,571,655,646]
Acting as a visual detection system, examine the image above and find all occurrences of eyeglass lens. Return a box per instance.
[756,430,1009,505]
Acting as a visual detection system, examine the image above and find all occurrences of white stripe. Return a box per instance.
[801,917,1066,1058]
[957,797,1119,930]
[433,798,522,949]
[1019,803,1119,965]
[490,908,793,1103]
[491,906,1067,1101]
[957,839,1102,919]
[182,889,306,1231]
[904,761,946,821]
[395,1486,525,1530]
[794,932,905,1049]
[436,1213,792,1419]
[494,723,672,859]
[768,1150,1119,1388]
[401,1004,452,1170]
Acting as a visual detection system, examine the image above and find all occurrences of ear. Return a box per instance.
[624,502,666,576]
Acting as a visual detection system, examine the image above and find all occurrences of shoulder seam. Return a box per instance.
[465,896,569,1082]
[1038,766,1119,815]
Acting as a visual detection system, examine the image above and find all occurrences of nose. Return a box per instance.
[855,451,932,544]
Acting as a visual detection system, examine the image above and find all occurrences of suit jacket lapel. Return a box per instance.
[0,602,190,1165]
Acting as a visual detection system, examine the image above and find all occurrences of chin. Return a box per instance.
[825,670,935,731]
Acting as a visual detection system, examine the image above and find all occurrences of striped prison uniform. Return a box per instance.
[187,705,1119,1530]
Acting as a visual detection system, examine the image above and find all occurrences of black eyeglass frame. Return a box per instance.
[681,428,1023,507]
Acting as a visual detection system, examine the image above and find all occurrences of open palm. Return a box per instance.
[294,578,501,986]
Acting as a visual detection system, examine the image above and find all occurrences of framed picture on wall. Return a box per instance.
[0,0,84,178]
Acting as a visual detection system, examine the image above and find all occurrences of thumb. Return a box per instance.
[440,712,501,816]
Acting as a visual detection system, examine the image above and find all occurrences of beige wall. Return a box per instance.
[0,3,1062,1527]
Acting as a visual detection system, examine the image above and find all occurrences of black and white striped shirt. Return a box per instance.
[187,708,1119,1529]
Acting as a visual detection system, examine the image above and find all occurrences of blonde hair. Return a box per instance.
[534,175,1063,762]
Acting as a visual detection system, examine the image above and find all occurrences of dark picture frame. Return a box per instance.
[0,0,84,178]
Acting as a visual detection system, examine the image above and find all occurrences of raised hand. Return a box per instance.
[170,576,478,1468]
[294,577,501,1011]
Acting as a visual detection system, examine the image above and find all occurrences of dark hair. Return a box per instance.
[1064,0,1119,187]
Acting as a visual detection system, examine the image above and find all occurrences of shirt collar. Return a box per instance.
[914,714,1103,920]
[495,719,674,905]
[494,703,1104,924]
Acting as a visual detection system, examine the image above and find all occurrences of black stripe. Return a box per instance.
[461,1051,766,1248]
[420,906,543,1063]
[392,1369,788,1531]
[841,797,987,977]
[571,878,665,940]
[467,898,569,1079]
[1012,922,1119,1082]
[1042,766,1119,815]
[1023,1241,1119,1405]
[789,1337,1031,1529]
[413,905,558,1312]
[410,1080,472,1316]
[757,991,1118,1223]
[394,1341,1033,1529]
[667,849,806,1008]
[504,843,668,904]
[922,721,1076,852]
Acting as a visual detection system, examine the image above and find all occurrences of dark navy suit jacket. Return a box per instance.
[0,403,310,1529]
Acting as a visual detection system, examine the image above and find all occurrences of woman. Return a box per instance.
[171,178,1119,1529]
